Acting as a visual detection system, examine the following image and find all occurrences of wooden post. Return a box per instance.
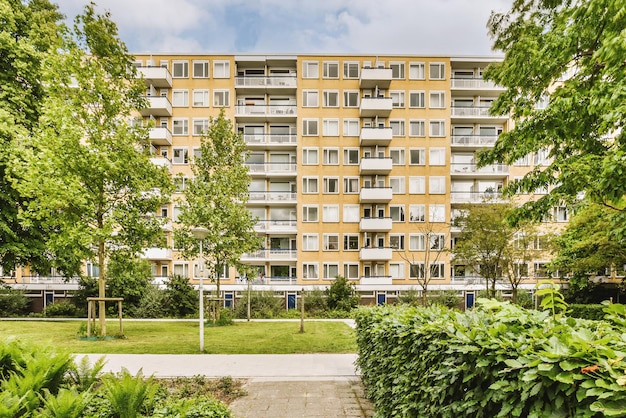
[299,288,305,333]
[118,300,123,335]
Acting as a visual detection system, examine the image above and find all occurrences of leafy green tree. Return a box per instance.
[480,0,626,226]
[0,0,63,272]
[163,275,198,318]
[10,5,173,335]
[0,284,29,316]
[325,276,359,312]
[106,253,153,315]
[175,108,262,322]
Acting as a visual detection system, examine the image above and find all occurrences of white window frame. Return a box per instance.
[302,234,319,251]
[302,119,319,136]
[213,60,230,78]
[429,120,446,137]
[390,234,405,250]
[343,177,360,194]
[390,62,405,79]
[302,148,319,165]
[409,234,426,251]
[323,61,339,79]
[302,90,319,107]
[409,205,426,222]
[172,118,189,135]
[343,235,359,251]
[390,205,405,222]
[429,204,446,223]
[409,148,426,165]
[409,120,426,137]
[302,177,319,194]
[322,204,339,222]
[429,148,446,165]
[192,60,209,78]
[192,89,209,107]
[390,148,405,165]
[343,62,359,79]
[344,148,359,165]
[409,176,426,194]
[409,91,425,108]
[429,176,446,194]
[172,60,188,78]
[429,91,446,108]
[323,177,339,194]
[303,263,319,280]
[172,89,189,107]
[390,177,405,194]
[322,119,339,136]
[343,90,359,107]
[172,147,189,164]
[302,205,319,222]
[343,204,360,222]
[409,62,425,80]
[390,90,405,108]
[429,62,446,80]
[213,90,230,107]
[302,61,319,79]
[323,263,339,279]
[322,148,339,165]
[192,118,209,136]
[323,234,340,251]
[343,119,360,136]
[323,90,339,107]
[390,120,405,137]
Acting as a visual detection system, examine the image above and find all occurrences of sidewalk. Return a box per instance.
[78,353,375,418]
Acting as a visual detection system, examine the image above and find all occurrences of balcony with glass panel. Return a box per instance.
[360,275,393,285]
[142,248,173,260]
[359,157,392,175]
[450,135,498,148]
[243,133,297,148]
[248,191,297,204]
[450,163,509,177]
[450,77,505,94]
[149,156,173,173]
[240,248,298,262]
[245,162,297,177]
[234,75,297,92]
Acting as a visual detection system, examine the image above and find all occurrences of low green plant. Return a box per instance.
[152,395,231,417]
[38,387,94,418]
[0,285,29,317]
[67,355,106,392]
[101,368,159,418]
[43,301,79,317]
[325,276,359,311]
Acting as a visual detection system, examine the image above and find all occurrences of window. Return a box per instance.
[430,234,446,250]
[323,263,339,279]
[192,118,209,136]
[389,263,404,279]
[429,62,445,80]
[344,235,359,251]
[534,262,548,278]
[213,60,230,78]
[323,234,339,251]
[302,205,318,222]
[174,176,189,192]
[322,148,339,165]
[193,147,201,161]
[390,177,405,194]
[390,62,405,79]
[172,118,188,135]
[409,205,425,222]
[302,119,319,136]
[515,263,529,278]
[429,204,446,222]
[302,148,318,165]
[390,120,405,136]
[554,206,569,222]
[410,148,426,165]
[302,234,319,251]
[390,205,405,222]
[429,148,446,165]
[429,91,446,108]
[323,90,339,107]
[429,120,446,137]
[343,62,359,78]
[323,61,339,78]
[409,62,425,79]
[302,177,318,193]
[192,89,209,107]
[409,91,425,108]
[430,263,445,279]
[344,148,359,164]
[534,148,550,165]
[323,119,339,136]
[173,263,190,278]
[303,263,319,280]
[302,90,319,107]
[302,61,319,78]
[410,234,426,250]
[390,234,405,250]
[172,61,188,78]
[390,149,405,165]
[323,205,339,222]
[343,177,359,193]
[173,148,189,164]
[429,176,446,194]
[409,176,426,194]
[343,119,359,136]
[410,120,426,137]
[193,60,209,78]
[323,177,339,193]
[390,91,405,108]
[514,155,530,166]
[172,89,189,107]
[343,204,360,222]
[344,263,360,279]
[410,263,425,279]
[343,90,359,107]
[213,90,230,106]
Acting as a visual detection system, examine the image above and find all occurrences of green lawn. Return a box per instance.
[0,319,357,354]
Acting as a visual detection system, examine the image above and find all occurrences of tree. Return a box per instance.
[325,276,359,312]
[0,0,63,272]
[479,0,626,226]
[11,4,173,335]
[163,275,198,318]
[176,108,262,322]
[106,252,153,315]
[453,202,540,302]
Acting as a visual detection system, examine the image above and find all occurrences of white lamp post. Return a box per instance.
[192,227,210,352]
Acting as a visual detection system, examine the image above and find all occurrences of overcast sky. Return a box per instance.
[57,0,512,56]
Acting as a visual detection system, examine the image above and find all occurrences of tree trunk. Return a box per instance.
[511,286,518,304]
[98,239,106,336]
[215,264,221,322]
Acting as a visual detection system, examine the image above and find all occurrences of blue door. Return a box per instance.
[377,292,386,305]
[465,292,475,309]
[287,293,296,310]
[224,292,234,308]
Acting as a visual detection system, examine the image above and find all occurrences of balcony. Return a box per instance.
[149,127,173,146]
[360,187,393,203]
[450,78,505,94]
[359,217,392,232]
[245,162,297,177]
[360,275,393,285]
[149,156,173,173]
[451,106,508,122]
[450,191,505,204]
[359,246,393,261]
[359,127,393,146]
[248,191,297,204]
[360,97,393,117]
[360,67,393,89]
[142,248,172,260]
[450,163,509,177]
[139,96,172,117]
[360,157,392,175]
[235,104,297,120]
[234,76,297,93]
[450,135,498,148]
[253,219,298,234]
[243,133,297,148]
[137,66,172,88]
[240,248,298,262]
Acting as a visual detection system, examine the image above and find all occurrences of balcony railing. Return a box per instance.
[360,275,393,285]
[360,97,393,117]
[359,246,393,261]
[235,76,297,88]
[451,106,499,118]
[451,135,498,147]
[137,66,172,88]
[245,162,297,175]
[360,157,393,174]
[450,78,503,90]
[248,191,297,202]
[11,276,81,285]
[360,187,393,203]
[149,156,173,173]
[241,249,298,260]
[149,127,173,146]
[243,133,297,146]
[235,105,297,117]
[359,217,393,232]
[360,127,393,146]
[450,163,509,174]
[253,219,298,232]
[360,67,393,89]
[450,191,505,203]
[139,96,172,117]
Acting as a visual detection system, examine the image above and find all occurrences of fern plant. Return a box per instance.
[67,355,106,392]
[102,368,159,418]
[38,388,93,418]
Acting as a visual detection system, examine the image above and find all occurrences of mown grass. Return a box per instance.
[0,319,357,354]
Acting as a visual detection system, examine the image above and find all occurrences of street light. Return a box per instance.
[192,227,210,352]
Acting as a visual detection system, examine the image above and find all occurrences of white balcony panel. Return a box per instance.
[245,162,297,177]
[254,220,298,234]
[450,163,509,176]
[139,96,172,117]
[360,67,393,89]
[360,276,393,285]
[450,191,505,203]
[359,247,393,261]
[359,127,392,146]
[138,66,172,88]
[149,156,172,173]
[450,135,498,148]
[248,191,297,204]
[359,217,392,232]
[359,187,393,203]
[359,97,393,117]
[244,134,297,147]
[360,158,392,175]
[149,127,172,146]
[142,248,172,260]
[240,249,297,262]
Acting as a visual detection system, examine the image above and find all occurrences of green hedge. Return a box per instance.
[568,304,605,320]
[354,301,626,417]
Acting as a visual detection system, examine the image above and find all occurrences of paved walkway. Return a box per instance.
[79,353,375,417]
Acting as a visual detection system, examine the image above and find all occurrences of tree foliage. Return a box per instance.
[325,276,359,312]
[480,0,626,225]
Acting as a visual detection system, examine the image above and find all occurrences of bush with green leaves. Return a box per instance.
[325,275,359,312]
[0,285,30,317]
[355,300,626,417]
[43,301,79,317]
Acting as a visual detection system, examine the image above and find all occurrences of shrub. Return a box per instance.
[152,395,230,417]
[428,290,461,309]
[568,303,606,320]
[101,368,159,418]
[325,276,359,311]
[233,290,285,319]
[0,285,30,317]
[163,275,198,318]
[132,285,167,318]
[43,301,79,317]
[304,288,327,316]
